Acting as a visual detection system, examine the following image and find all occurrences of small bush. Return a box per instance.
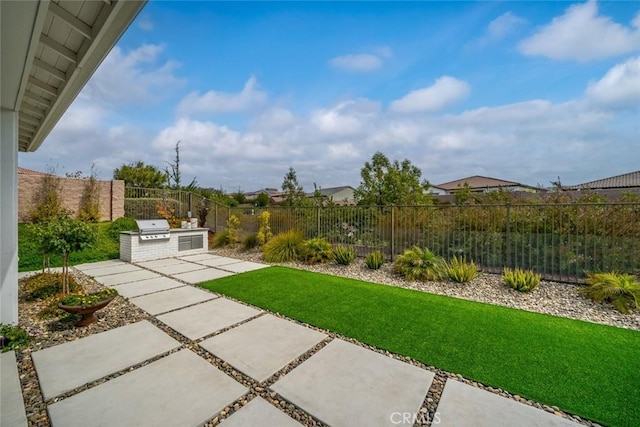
[0,324,30,352]
[22,272,81,301]
[334,245,357,265]
[242,233,259,251]
[365,250,385,270]
[226,215,242,245]
[580,272,640,314]
[256,211,273,245]
[263,230,305,263]
[107,217,138,241]
[503,268,541,292]
[302,238,334,264]
[212,230,233,248]
[394,246,445,281]
[446,256,478,283]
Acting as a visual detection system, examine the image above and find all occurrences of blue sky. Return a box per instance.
[19,0,640,192]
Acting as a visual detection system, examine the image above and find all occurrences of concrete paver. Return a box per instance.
[435,379,581,427]
[217,261,269,274]
[173,268,234,284]
[200,314,326,382]
[1,351,27,427]
[74,260,127,271]
[219,397,303,427]
[193,256,243,268]
[81,263,141,277]
[178,253,221,262]
[158,298,261,340]
[129,286,217,315]
[136,257,186,269]
[272,339,434,427]
[32,321,180,400]
[48,349,248,427]
[150,261,208,275]
[93,269,160,286]
[111,276,186,298]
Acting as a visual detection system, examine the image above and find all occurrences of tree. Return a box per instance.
[281,167,307,206]
[255,192,270,207]
[232,190,247,205]
[354,152,432,206]
[113,161,167,188]
[165,140,198,190]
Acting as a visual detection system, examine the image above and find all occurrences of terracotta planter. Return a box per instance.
[58,297,115,327]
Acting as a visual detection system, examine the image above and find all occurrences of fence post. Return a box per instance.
[188,192,192,216]
[214,203,218,232]
[505,203,511,268]
[391,206,395,261]
[317,207,321,238]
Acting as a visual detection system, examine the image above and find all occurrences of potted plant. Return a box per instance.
[35,215,115,326]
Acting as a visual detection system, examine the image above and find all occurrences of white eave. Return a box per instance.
[1,0,147,152]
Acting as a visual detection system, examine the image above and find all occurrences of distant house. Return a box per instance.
[244,188,284,204]
[428,185,448,196]
[568,171,640,191]
[436,175,540,193]
[306,186,356,205]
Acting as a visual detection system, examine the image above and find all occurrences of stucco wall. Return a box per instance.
[18,174,124,223]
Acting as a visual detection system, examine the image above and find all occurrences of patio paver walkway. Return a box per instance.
[200,314,327,382]
[110,276,186,298]
[31,321,180,399]
[219,397,303,427]
[128,285,216,315]
[48,349,247,427]
[272,339,435,427]
[1,351,27,427]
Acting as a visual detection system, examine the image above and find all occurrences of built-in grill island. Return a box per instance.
[120,219,208,262]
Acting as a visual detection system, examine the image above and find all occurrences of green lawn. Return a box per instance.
[18,222,120,272]
[200,266,640,427]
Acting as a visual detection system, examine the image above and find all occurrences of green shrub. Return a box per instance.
[22,272,81,301]
[446,256,478,283]
[212,230,233,248]
[107,217,138,241]
[580,272,640,314]
[0,324,30,352]
[302,238,334,264]
[226,215,242,245]
[365,250,385,270]
[394,246,445,281]
[242,233,259,251]
[503,268,541,292]
[262,230,305,263]
[58,288,118,308]
[334,245,357,265]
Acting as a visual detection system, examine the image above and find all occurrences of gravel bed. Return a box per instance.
[13,254,621,427]
[210,247,640,331]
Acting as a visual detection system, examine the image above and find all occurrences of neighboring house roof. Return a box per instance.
[436,175,524,191]
[17,167,47,176]
[569,171,640,190]
[306,186,356,198]
[245,188,282,197]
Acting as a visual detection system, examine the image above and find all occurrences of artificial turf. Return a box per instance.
[199,266,640,427]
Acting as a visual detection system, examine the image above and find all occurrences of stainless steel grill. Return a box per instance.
[135,219,170,241]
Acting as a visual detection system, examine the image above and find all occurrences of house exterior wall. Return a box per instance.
[330,188,356,204]
[18,174,125,222]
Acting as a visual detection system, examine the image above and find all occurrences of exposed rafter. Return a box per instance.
[19,122,38,133]
[48,2,93,40]
[40,34,77,64]
[23,91,52,108]
[28,76,58,97]
[21,103,47,118]
[20,113,42,126]
[33,57,67,82]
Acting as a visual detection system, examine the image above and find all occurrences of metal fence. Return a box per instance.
[124,188,640,282]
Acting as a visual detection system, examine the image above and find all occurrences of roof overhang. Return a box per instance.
[1,0,147,152]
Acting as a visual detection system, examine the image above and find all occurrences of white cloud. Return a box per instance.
[389,76,470,114]
[311,99,381,136]
[137,15,154,31]
[177,75,267,115]
[586,56,640,108]
[519,0,640,61]
[329,54,383,71]
[250,107,296,131]
[82,44,183,104]
[486,12,526,41]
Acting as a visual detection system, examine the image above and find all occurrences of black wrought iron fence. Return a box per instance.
[125,188,640,282]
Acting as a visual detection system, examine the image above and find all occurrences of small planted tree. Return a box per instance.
[36,216,97,294]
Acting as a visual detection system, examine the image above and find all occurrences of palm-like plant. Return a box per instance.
[580,272,640,314]
[393,246,445,281]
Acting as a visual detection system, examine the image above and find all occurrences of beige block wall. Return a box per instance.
[18,175,124,223]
